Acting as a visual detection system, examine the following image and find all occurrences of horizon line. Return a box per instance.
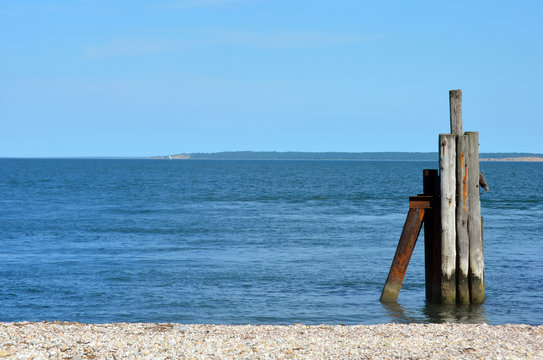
[3,150,543,160]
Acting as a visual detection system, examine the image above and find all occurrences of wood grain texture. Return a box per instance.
[456,134,470,304]
[439,134,456,304]
[449,90,463,135]
[466,131,485,304]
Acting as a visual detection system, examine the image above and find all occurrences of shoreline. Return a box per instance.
[480,156,543,162]
[1,322,541,359]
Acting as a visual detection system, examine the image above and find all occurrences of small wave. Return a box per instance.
[105,207,162,215]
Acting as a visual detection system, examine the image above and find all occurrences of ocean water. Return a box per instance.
[0,159,541,325]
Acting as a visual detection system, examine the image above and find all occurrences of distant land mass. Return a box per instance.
[148,151,543,161]
[480,156,543,162]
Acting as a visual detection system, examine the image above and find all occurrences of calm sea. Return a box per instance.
[0,159,541,325]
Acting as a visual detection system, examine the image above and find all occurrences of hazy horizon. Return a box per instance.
[3,150,543,160]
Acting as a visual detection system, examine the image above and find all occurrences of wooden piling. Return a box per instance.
[380,89,485,306]
[455,134,470,304]
[466,131,485,303]
[439,134,456,304]
[423,169,441,302]
[449,90,463,136]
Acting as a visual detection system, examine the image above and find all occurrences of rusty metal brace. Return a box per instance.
[380,195,434,303]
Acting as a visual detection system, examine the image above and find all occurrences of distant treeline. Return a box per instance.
[188,152,435,160]
[150,151,543,161]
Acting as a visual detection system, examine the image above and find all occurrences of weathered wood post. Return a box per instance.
[450,89,470,304]
[456,134,470,304]
[467,131,485,303]
[439,133,456,304]
[449,89,463,135]
[447,90,485,305]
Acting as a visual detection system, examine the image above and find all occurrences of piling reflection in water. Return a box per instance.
[381,302,419,323]
[382,301,486,324]
[423,303,486,323]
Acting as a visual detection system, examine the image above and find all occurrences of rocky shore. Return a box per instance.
[0,322,541,359]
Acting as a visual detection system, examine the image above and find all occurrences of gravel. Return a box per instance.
[0,322,541,359]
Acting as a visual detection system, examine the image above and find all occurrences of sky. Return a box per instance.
[1,0,542,157]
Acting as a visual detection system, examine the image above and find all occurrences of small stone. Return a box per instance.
[173,324,187,332]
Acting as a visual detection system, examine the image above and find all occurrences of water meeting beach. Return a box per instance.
[1,322,542,359]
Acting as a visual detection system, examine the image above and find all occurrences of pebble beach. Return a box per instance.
[1,322,541,359]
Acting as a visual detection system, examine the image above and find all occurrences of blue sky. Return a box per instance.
[1,0,542,157]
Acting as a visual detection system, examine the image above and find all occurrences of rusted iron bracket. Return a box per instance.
[380,195,435,303]
[409,195,434,209]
